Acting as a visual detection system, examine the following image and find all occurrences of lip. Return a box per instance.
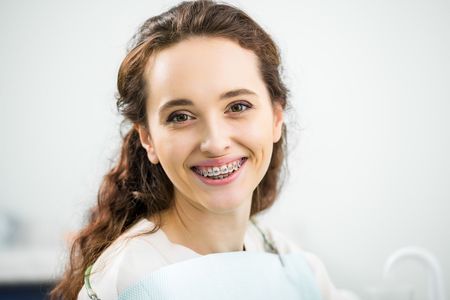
[191,155,247,168]
[191,158,247,186]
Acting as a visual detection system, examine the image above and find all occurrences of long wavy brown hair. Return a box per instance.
[50,0,290,299]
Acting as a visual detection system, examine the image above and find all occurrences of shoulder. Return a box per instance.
[247,219,348,300]
[245,218,304,254]
[115,237,171,292]
[77,220,170,300]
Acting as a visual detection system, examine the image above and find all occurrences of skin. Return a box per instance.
[137,36,283,255]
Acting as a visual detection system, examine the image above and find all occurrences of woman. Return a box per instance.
[50,1,346,299]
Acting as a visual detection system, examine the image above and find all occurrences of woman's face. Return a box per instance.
[138,36,283,215]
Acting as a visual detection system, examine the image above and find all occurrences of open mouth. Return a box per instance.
[191,157,248,180]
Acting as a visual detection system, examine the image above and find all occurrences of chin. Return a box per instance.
[202,194,250,214]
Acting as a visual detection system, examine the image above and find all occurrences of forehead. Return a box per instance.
[144,36,265,110]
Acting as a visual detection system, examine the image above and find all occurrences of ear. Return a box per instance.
[136,124,159,164]
[272,101,284,143]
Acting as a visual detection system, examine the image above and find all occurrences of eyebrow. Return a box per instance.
[158,88,257,114]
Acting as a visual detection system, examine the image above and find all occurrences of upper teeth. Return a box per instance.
[196,159,243,177]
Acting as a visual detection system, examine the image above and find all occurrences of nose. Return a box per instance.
[199,117,231,155]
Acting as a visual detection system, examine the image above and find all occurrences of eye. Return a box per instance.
[166,112,194,124]
[228,102,252,113]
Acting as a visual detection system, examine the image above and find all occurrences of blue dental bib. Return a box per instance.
[118,251,322,300]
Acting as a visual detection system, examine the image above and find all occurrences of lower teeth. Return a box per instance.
[196,169,236,180]
[210,173,231,180]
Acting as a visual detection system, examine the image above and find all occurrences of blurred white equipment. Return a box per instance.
[383,246,446,300]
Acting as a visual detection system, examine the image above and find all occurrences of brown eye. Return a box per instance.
[229,102,252,113]
[167,113,193,123]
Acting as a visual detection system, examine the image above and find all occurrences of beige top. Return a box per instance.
[77,217,346,300]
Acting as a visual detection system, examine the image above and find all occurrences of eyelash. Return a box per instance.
[166,101,253,124]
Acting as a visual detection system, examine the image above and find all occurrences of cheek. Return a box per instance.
[234,112,275,154]
[154,132,195,171]
[164,132,195,151]
[253,109,275,138]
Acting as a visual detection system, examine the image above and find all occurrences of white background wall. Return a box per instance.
[1,0,449,298]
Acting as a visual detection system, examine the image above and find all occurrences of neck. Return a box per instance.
[155,193,252,255]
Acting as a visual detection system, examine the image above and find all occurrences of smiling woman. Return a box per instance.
[137,36,283,219]
[50,1,347,300]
